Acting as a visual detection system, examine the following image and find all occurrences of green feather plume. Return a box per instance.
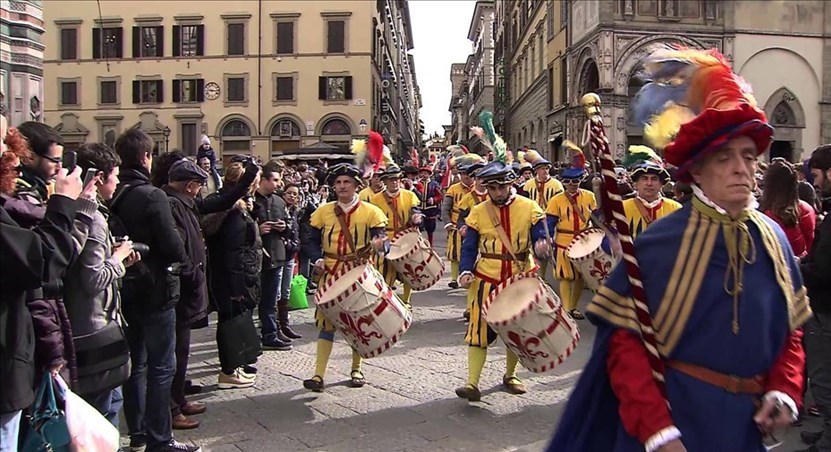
[478,110,508,163]
[622,145,662,169]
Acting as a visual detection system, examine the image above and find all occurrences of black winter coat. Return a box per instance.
[110,167,187,315]
[802,198,831,314]
[297,198,320,259]
[164,186,209,327]
[0,195,76,413]
[205,200,263,314]
[253,192,288,266]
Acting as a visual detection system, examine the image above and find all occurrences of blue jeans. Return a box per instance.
[86,386,123,429]
[259,260,295,340]
[122,308,176,449]
[0,410,21,452]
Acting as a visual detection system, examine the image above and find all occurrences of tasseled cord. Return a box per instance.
[722,214,757,334]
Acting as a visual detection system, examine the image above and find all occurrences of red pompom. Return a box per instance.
[368,131,384,171]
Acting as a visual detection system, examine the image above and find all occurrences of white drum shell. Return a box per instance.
[387,229,445,291]
[484,274,580,373]
[314,263,412,358]
[566,228,617,291]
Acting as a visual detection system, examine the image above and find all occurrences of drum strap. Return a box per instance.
[384,193,406,230]
[485,201,521,264]
[634,199,654,226]
[566,192,591,227]
[333,205,356,254]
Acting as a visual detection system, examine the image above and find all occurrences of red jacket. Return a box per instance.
[764,200,816,257]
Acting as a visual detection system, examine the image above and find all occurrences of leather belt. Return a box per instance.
[324,247,370,262]
[480,252,529,261]
[556,228,575,234]
[666,360,765,395]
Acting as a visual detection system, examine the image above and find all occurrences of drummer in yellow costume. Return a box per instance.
[546,145,597,320]
[369,165,423,309]
[442,154,483,288]
[303,163,389,393]
[621,145,681,239]
[358,170,385,203]
[456,161,549,402]
[455,161,487,321]
[521,149,563,278]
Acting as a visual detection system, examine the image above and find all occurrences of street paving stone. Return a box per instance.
[130,226,818,451]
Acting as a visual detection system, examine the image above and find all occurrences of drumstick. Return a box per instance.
[582,93,668,401]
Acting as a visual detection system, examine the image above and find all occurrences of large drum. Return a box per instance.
[387,228,445,291]
[566,228,617,291]
[484,273,580,373]
[314,263,412,358]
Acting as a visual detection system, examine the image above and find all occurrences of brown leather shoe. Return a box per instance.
[172,414,200,430]
[181,401,207,416]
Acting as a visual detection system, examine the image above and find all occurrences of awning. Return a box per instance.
[273,152,353,161]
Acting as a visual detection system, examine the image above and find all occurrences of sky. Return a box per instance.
[409,0,476,138]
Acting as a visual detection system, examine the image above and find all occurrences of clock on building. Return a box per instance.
[204,82,221,100]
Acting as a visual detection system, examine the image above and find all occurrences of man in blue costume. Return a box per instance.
[548,48,811,451]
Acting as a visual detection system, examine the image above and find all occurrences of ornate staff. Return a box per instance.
[580,93,668,398]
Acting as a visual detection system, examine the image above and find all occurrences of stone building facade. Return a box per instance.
[464,0,495,153]
[1,0,44,126]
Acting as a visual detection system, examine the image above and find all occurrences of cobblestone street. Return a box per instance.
[149,228,818,452]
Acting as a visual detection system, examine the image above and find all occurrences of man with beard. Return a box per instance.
[456,161,547,401]
[798,144,831,452]
[15,122,64,209]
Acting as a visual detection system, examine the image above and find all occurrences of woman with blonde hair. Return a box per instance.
[203,161,263,388]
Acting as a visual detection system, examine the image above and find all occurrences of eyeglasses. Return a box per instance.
[562,178,582,185]
[42,155,62,165]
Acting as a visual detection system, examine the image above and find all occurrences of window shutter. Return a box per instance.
[196,78,205,102]
[318,77,326,100]
[132,80,140,104]
[327,21,344,53]
[156,80,164,103]
[196,25,205,55]
[172,79,181,102]
[344,76,353,100]
[277,22,293,54]
[172,25,181,57]
[92,28,101,59]
[156,26,164,57]
[115,27,123,58]
[132,26,140,57]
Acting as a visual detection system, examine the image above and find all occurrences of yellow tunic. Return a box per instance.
[622,197,682,240]
[464,196,545,347]
[545,189,597,281]
[457,190,489,224]
[523,177,564,209]
[444,182,472,262]
[370,190,421,291]
[310,200,387,331]
[358,186,382,203]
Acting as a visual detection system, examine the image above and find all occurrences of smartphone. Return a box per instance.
[63,151,77,173]
[83,167,98,186]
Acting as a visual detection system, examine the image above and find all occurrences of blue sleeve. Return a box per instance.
[309,227,322,260]
[460,228,479,273]
[531,220,547,243]
[457,209,470,229]
[547,214,559,232]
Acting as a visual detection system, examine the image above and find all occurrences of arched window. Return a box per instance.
[220,119,252,167]
[270,119,302,158]
[321,118,351,136]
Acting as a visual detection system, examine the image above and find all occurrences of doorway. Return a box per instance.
[770,141,794,161]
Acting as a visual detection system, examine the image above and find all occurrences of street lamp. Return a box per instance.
[163,126,171,152]
[359,119,368,133]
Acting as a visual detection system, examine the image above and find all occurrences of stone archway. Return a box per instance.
[764,87,805,162]
[576,59,600,102]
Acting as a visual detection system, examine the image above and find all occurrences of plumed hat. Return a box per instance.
[380,164,405,180]
[477,161,517,186]
[629,46,772,182]
[352,131,394,179]
[623,145,671,183]
[326,163,363,186]
[560,140,587,179]
[523,149,551,170]
[453,153,486,173]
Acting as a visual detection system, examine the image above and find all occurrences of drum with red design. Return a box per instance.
[386,228,445,291]
[566,228,617,291]
[314,263,412,358]
[484,273,579,373]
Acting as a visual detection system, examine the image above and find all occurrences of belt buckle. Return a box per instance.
[727,374,740,394]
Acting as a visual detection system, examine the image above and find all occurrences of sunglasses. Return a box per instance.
[562,178,582,185]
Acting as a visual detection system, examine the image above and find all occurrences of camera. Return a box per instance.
[116,236,150,256]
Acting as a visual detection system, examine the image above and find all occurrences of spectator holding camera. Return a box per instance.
[109,129,198,452]
[62,143,139,428]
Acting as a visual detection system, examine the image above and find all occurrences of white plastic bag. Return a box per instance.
[54,376,120,452]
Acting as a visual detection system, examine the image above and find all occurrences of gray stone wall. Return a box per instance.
[507,75,548,149]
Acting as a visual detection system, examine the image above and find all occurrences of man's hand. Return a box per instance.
[54,167,83,200]
[371,236,387,253]
[656,439,686,452]
[113,240,135,262]
[313,258,325,274]
[459,273,473,288]
[412,213,424,225]
[80,173,101,200]
[259,222,273,235]
[534,239,552,258]
[124,251,141,268]
[754,396,794,434]
[459,225,468,237]
[273,219,287,232]
[444,223,455,232]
